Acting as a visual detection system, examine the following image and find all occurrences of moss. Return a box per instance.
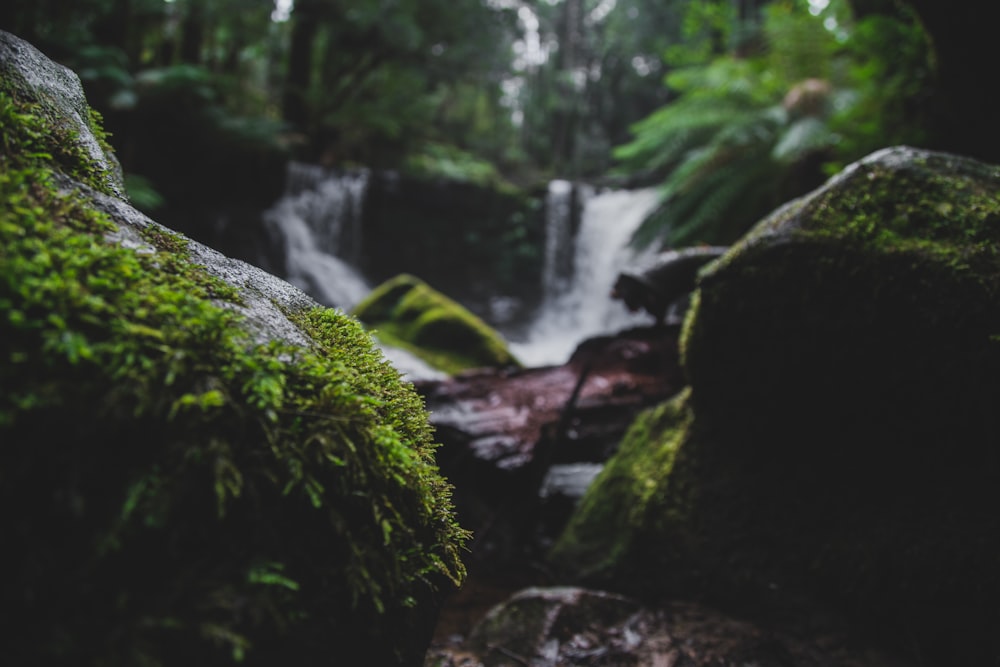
[549,390,693,586]
[353,273,520,375]
[0,65,119,198]
[556,148,1000,662]
[1,85,467,665]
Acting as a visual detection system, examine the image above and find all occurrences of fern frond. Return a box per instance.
[772,116,837,163]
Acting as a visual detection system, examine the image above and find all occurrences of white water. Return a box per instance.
[510,183,662,367]
[263,163,662,374]
[262,162,372,309]
[263,164,446,381]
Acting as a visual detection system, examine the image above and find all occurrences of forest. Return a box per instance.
[0,0,984,251]
[3,2,1000,666]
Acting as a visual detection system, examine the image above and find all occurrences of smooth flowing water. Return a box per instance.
[262,162,372,310]
[262,164,662,372]
[509,182,661,367]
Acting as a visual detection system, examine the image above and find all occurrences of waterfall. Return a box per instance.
[262,162,372,309]
[541,179,590,299]
[511,184,662,367]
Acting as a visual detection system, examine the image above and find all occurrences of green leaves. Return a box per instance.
[614,0,880,249]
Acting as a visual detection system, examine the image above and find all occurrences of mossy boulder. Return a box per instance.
[352,273,520,375]
[551,147,1000,663]
[1,30,467,666]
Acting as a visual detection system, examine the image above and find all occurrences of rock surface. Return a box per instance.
[551,146,1000,665]
[2,30,466,667]
[427,586,911,667]
[417,326,684,563]
[354,273,521,374]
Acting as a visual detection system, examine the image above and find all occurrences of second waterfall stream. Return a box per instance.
[509,180,661,367]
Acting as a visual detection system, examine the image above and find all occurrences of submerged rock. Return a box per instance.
[1,30,466,667]
[552,146,1000,665]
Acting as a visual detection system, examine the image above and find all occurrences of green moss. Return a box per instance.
[0,73,118,197]
[549,390,693,585]
[2,89,467,665]
[353,273,520,375]
[557,150,1000,660]
[670,148,1000,645]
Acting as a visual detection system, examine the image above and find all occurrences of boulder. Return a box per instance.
[427,586,909,667]
[612,245,727,323]
[551,146,1000,664]
[353,273,521,374]
[1,30,466,666]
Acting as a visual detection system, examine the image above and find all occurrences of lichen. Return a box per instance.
[1,83,467,666]
[353,273,520,375]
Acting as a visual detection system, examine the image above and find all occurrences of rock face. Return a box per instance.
[552,147,1000,664]
[1,30,466,667]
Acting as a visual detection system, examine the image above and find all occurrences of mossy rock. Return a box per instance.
[1,30,467,666]
[551,147,1000,663]
[352,273,520,375]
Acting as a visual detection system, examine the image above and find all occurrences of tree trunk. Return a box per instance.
[283,0,323,132]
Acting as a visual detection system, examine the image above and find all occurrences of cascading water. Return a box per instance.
[262,162,372,309]
[510,182,662,367]
[263,162,445,380]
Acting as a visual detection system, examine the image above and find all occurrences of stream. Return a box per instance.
[261,163,662,371]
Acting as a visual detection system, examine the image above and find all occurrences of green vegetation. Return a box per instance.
[549,390,693,583]
[614,0,934,249]
[353,274,520,375]
[1,79,468,665]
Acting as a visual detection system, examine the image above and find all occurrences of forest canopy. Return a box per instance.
[0,0,971,249]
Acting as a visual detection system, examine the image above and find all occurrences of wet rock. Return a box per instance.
[427,587,911,667]
[612,245,727,323]
[416,326,683,563]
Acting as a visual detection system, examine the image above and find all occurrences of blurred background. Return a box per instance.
[0,0,988,363]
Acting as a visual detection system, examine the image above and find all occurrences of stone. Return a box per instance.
[552,146,1000,665]
[427,586,910,667]
[353,273,521,374]
[612,245,727,323]
[1,30,466,667]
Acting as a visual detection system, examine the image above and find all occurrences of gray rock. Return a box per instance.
[1,29,125,198]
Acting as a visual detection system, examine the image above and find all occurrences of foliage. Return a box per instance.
[614,0,934,250]
[353,274,521,375]
[514,0,683,178]
[403,141,512,190]
[823,6,934,170]
[0,88,468,665]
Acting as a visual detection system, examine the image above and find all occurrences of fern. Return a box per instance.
[616,1,854,250]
